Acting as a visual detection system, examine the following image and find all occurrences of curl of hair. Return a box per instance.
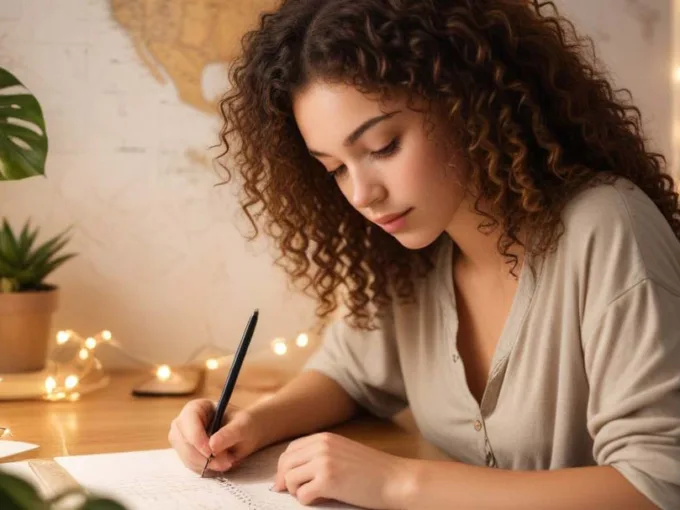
[216,0,680,329]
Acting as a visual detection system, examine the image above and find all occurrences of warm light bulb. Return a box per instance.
[69,393,81,401]
[57,331,70,344]
[101,330,112,341]
[85,337,97,349]
[79,348,89,360]
[45,376,57,393]
[0,377,3,383]
[65,375,79,389]
[156,365,172,381]
[206,359,219,370]
[674,66,680,82]
[295,333,309,347]
[0,428,11,438]
[273,340,288,356]
[56,392,66,400]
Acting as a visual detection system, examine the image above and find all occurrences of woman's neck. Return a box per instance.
[444,194,525,276]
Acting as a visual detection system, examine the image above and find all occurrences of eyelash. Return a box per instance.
[329,137,402,179]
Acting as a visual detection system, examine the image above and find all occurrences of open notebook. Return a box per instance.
[32,443,361,510]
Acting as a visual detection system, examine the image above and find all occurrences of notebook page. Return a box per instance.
[55,445,360,510]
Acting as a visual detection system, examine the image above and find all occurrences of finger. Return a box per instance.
[169,419,211,473]
[206,451,237,472]
[274,441,324,491]
[280,459,319,497]
[178,400,214,458]
[284,432,336,455]
[296,478,330,507]
[208,410,250,453]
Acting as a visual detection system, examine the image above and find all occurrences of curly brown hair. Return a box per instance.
[216,0,680,329]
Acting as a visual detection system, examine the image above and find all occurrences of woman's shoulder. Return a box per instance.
[556,177,680,293]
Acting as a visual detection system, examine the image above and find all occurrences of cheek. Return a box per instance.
[399,138,457,198]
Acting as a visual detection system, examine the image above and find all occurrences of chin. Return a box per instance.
[391,229,441,251]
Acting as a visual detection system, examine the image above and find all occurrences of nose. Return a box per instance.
[347,166,386,210]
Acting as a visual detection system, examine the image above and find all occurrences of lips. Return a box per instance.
[372,209,411,226]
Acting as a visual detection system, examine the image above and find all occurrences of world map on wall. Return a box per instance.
[111,0,279,115]
[108,0,665,116]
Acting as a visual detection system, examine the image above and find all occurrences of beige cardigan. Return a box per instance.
[304,179,680,510]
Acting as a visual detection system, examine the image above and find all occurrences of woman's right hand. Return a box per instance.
[168,398,264,473]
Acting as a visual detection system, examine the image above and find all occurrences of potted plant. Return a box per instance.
[0,469,126,509]
[0,220,75,373]
[0,68,76,373]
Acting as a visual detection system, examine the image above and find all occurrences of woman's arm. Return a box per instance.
[395,461,657,510]
[246,369,359,449]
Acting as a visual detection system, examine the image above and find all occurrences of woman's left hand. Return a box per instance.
[272,432,413,509]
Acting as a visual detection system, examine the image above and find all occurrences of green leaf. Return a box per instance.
[14,267,41,287]
[0,220,21,266]
[78,497,128,510]
[0,277,18,293]
[17,220,38,255]
[0,255,17,276]
[0,68,48,181]
[32,252,77,282]
[0,469,128,509]
[0,68,22,88]
[0,220,75,287]
[0,471,48,510]
[24,229,72,270]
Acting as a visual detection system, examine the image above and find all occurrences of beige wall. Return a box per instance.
[556,0,675,177]
[0,1,675,368]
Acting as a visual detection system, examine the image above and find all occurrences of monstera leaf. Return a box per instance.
[0,68,48,180]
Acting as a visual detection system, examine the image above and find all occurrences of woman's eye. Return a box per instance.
[371,137,401,159]
[326,137,400,180]
[329,164,347,179]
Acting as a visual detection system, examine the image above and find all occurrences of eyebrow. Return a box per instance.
[308,110,401,158]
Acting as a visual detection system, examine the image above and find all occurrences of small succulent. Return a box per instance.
[0,470,126,510]
[0,219,76,293]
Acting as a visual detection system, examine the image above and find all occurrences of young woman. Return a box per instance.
[168,1,680,508]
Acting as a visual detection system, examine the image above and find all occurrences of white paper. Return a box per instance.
[0,459,37,485]
[55,444,361,510]
[0,440,39,460]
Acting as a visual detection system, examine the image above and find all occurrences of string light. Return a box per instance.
[64,375,79,389]
[56,331,70,344]
[45,376,57,394]
[296,333,309,347]
[0,323,319,402]
[273,338,288,356]
[156,365,172,382]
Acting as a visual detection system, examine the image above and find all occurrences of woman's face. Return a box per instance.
[293,81,468,250]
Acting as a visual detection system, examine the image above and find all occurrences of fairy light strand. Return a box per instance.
[0,328,317,402]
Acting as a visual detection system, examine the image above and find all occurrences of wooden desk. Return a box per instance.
[0,370,449,463]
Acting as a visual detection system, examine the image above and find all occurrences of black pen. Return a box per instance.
[201,308,259,478]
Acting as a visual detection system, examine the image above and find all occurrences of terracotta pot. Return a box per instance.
[0,287,58,374]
